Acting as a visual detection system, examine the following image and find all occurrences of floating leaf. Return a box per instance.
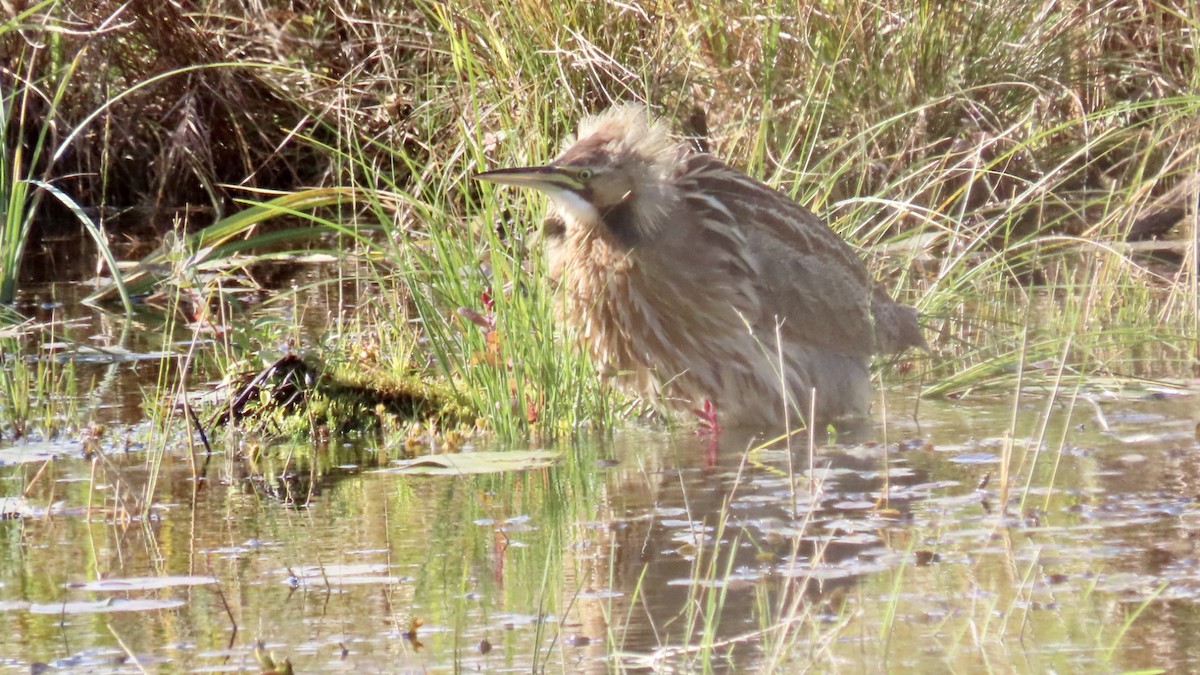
[74,576,217,592]
[0,441,83,466]
[29,598,186,614]
[282,563,402,587]
[376,450,561,475]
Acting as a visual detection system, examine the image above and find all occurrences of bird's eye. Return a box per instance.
[576,168,594,180]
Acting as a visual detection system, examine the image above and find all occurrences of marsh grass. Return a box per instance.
[0,330,77,441]
[14,0,1192,435]
[391,184,617,437]
[1,9,68,303]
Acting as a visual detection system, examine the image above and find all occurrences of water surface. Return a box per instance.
[1,285,1198,673]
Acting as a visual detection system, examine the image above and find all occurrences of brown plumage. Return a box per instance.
[475,105,924,427]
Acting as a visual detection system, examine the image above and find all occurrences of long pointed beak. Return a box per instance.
[473,166,579,192]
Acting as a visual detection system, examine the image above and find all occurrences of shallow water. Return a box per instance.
[2,286,1199,672]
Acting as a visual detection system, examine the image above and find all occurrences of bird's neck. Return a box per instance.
[597,198,642,249]
[595,187,674,251]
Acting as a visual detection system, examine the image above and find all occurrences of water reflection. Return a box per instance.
[578,425,934,670]
[2,344,1199,671]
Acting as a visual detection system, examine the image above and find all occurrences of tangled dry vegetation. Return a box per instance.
[9,1,1194,243]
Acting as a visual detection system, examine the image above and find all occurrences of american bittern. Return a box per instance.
[475,105,924,427]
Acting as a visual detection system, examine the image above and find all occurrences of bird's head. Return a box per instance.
[474,104,683,248]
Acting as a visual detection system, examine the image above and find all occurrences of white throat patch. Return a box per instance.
[545,189,601,226]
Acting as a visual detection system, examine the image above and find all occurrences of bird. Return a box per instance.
[474,104,924,428]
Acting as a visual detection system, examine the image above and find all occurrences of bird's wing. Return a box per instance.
[676,155,879,356]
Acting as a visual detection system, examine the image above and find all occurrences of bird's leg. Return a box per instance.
[693,399,721,467]
[693,398,721,436]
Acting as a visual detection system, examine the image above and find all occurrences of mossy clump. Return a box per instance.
[209,353,473,439]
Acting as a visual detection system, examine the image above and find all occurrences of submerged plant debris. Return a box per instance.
[204,352,471,437]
